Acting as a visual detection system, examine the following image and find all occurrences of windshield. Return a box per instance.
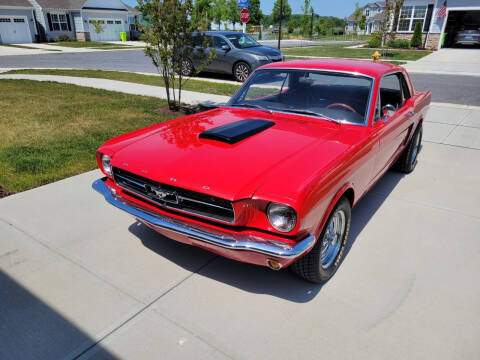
[225,33,260,49]
[229,69,374,125]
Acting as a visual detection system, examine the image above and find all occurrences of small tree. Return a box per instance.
[287,19,297,33]
[226,0,240,30]
[410,21,422,47]
[90,20,105,35]
[352,2,362,34]
[138,0,215,111]
[359,15,366,31]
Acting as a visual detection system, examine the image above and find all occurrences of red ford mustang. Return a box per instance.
[93,59,430,283]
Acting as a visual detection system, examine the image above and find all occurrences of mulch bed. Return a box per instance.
[0,186,13,199]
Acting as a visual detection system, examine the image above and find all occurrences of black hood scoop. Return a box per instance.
[199,119,275,144]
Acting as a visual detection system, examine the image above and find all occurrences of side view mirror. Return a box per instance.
[382,104,396,122]
[221,45,231,51]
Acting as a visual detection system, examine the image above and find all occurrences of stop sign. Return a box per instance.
[240,8,250,23]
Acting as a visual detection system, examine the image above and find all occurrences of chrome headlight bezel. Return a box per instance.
[101,154,112,176]
[266,202,297,233]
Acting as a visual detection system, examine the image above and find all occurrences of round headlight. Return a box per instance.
[267,202,297,233]
[101,154,112,176]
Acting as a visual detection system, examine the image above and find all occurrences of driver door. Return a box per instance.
[373,73,414,177]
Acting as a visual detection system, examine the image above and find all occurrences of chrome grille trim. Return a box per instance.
[112,167,235,223]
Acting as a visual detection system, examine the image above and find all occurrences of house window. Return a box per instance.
[366,9,370,17]
[51,13,68,31]
[14,18,25,23]
[0,18,11,22]
[115,20,122,24]
[107,20,113,24]
[397,5,427,32]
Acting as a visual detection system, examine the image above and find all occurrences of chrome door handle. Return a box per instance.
[408,111,415,117]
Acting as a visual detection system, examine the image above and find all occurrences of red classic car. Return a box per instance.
[93,59,430,283]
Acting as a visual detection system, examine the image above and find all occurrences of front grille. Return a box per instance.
[113,168,235,223]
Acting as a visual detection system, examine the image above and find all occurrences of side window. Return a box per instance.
[379,74,403,109]
[213,36,228,49]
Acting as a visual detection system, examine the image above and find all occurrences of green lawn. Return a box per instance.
[5,69,241,96]
[48,41,133,48]
[0,80,178,193]
[282,44,432,61]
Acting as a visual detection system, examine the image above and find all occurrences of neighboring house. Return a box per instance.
[346,0,480,50]
[345,2,385,35]
[0,0,37,43]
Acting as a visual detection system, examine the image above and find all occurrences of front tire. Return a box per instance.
[233,61,251,82]
[291,197,351,284]
[394,123,422,173]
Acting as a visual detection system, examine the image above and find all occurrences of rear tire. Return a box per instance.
[180,58,194,77]
[394,123,422,173]
[291,197,351,284]
[233,61,251,82]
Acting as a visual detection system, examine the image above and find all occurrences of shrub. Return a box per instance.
[58,34,70,42]
[410,22,422,48]
[287,19,297,34]
[367,32,382,48]
[388,38,410,48]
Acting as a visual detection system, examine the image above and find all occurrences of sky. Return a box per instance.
[122,0,358,18]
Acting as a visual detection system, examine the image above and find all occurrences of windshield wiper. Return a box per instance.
[230,103,273,114]
[277,109,342,125]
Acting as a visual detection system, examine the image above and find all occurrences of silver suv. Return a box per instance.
[181,31,284,82]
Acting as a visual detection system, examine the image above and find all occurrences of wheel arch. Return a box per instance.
[232,59,251,75]
[314,183,355,239]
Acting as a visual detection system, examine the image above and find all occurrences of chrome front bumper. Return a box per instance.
[92,178,316,259]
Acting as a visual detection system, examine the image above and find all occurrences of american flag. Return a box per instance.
[436,0,447,18]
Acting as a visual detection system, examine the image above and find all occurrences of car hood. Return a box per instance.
[243,45,282,58]
[110,108,340,201]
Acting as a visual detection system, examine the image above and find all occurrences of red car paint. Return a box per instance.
[96,59,430,268]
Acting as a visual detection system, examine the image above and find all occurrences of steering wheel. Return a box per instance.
[326,103,357,113]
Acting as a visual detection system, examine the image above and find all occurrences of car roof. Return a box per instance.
[260,58,404,78]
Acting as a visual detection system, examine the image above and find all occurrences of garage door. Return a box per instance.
[0,16,32,44]
[88,19,124,41]
[443,10,480,48]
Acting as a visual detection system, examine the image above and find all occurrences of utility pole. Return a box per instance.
[277,0,283,49]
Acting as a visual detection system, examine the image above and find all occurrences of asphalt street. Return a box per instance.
[1,50,479,105]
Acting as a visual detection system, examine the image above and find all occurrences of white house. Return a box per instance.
[346,0,480,49]
[345,2,385,35]
[0,0,140,43]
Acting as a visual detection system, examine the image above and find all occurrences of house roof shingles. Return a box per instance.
[0,0,33,7]
[33,0,86,10]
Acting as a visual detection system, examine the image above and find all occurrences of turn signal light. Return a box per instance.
[266,259,282,270]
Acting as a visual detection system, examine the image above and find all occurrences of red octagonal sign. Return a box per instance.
[240,8,250,24]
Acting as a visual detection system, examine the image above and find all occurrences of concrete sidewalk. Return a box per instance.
[0,74,229,106]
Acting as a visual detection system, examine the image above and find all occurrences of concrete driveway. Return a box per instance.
[0,103,479,359]
[405,48,480,76]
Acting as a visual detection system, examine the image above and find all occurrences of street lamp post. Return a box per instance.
[277,0,283,49]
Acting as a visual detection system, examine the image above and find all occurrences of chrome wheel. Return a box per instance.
[181,59,193,76]
[234,63,250,82]
[320,209,346,269]
[411,131,421,165]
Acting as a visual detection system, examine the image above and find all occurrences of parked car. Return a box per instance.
[454,28,480,46]
[93,59,430,283]
[180,31,284,82]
